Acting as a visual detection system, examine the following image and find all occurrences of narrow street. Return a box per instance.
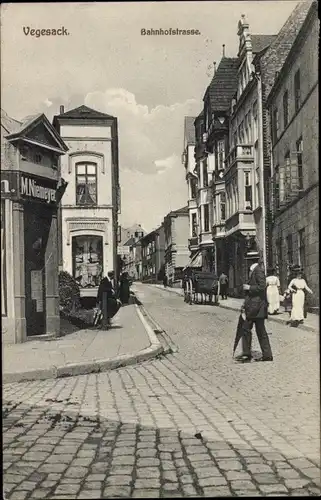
[3,284,320,499]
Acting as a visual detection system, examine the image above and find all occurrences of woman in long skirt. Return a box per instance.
[288,269,313,327]
[266,268,280,315]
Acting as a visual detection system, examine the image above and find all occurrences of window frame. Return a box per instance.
[294,69,301,113]
[286,233,293,266]
[283,90,289,128]
[296,137,304,191]
[75,162,98,206]
[203,203,210,232]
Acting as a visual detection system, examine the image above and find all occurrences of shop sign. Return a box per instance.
[20,174,57,204]
[1,172,19,199]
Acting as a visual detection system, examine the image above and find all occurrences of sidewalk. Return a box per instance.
[151,284,319,333]
[3,303,162,384]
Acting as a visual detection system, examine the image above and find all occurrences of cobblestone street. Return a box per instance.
[3,284,320,499]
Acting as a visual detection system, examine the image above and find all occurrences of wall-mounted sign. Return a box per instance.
[1,171,58,204]
[1,172,19,199]
[20,175,56,204]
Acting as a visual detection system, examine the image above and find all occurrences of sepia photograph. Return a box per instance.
[1,0,319,498]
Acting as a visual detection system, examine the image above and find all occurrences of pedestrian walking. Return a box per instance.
[163,274,168,288]
[235,262,273,363]
[118,272,131,304]
[288,268,313,327]
[219,272,228,300]
[96,271,121,328]
[266,267,280,315]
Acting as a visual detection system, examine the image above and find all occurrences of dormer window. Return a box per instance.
[20,145,29,160]
[35,153,42,164]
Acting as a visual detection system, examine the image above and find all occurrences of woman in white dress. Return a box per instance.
[266,268,280,315]
[288,269,313,327]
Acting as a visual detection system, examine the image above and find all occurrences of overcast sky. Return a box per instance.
[2,1,299,232]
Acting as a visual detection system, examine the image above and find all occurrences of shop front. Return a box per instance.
[1,171,64,343]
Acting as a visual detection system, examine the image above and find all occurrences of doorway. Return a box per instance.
[24,203,51,336]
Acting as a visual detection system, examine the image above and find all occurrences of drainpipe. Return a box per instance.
[256,73,267,271]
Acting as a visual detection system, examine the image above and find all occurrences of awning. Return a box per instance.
[183,251,202,271]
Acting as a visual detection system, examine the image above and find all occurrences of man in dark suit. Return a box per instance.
[97,271,121,328]
[236,262,273,363]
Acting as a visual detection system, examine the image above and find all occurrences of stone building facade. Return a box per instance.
[163,206,189,285]
[53,105,120,298]
[266,0,319,309]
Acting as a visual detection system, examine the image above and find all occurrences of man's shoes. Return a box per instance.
[255,357,273,362]
[234,355,252,363]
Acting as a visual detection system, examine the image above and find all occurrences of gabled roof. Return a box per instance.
[123,236,136,246]
[166,205,189,218]
[206,57,239,112]
[251,35,277,54]
[1,109,22,135]
[184,116,196,145]
[260,0,313,97]
[54,105,115,120]
[4,112,68,153]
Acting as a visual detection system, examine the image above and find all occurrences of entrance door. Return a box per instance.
[24,204,51,336]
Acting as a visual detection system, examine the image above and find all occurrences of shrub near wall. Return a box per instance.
[58,271,80,314]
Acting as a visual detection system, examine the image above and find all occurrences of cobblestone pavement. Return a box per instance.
[3,285,320,499]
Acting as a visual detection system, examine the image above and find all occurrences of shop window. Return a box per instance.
[72,235,103,288]
[76,162,97,205]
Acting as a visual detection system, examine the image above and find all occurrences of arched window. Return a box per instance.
[76,162,97,205]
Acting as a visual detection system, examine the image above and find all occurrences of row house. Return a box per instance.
[163,206,189,285]
[204,55,239,276]
[141,225,165,283]
[181,1,315,299]
[266,0,318,308]
[118,224,145,279]
[182,117,199,262]
[224,21,277,294]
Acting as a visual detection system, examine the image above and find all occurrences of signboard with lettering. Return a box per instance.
[1,172,19,199]
[20,174,57,204]
[1,171,58,204]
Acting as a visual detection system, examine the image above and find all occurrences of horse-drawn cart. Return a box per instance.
[183,270,220,305]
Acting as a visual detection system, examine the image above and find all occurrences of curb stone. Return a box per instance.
[132,292,178,354]
[3,305,164,385]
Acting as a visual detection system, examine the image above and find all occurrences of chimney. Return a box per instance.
[213,62,217,75]
[222,44,225,57]
[60,105,65,114]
